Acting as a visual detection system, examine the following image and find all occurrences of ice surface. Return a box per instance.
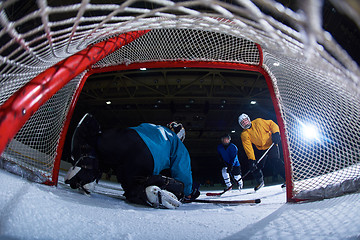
[0,169,359,240]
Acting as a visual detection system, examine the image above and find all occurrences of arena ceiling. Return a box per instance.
[72,67,275,151]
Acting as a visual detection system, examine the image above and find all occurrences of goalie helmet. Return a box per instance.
[167,121,185,142]
[238,113,251,129]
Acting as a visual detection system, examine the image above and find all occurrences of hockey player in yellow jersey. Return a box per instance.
[238,113,285,191]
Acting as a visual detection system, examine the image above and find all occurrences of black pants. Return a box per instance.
[250,144,285,184]
[221,160,242,176]
[97,128,155,202]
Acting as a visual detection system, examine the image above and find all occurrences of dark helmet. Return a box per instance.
[220,134,231,141]
[220,134,231,146]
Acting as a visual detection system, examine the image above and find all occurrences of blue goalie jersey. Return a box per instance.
[130,123,193,196]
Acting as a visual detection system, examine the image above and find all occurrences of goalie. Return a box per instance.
[64,113,200,209]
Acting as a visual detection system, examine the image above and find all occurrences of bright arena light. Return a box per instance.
[301,123,319,140]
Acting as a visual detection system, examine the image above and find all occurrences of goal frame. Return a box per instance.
[86,59,293,201]
[0,30,293,201]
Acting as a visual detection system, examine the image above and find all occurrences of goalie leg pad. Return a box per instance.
[145,186,181,209]
[142,175,185,201]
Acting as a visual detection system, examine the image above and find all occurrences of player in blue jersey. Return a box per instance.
[217,134,243,191]
[64,113,199,209]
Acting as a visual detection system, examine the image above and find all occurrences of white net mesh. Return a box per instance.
[263,51,360,198]
[1,73,83,181]
[94,28,260,67]
[0,0,359,200]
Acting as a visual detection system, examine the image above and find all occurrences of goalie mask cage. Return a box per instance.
[0,0,359,202]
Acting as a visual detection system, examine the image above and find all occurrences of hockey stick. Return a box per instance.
[239,143,274,181]
[237,142,275,183]
[206,143,275,196]
[205,174,240,196]
[185,198,261,204]
[206,187,232,196]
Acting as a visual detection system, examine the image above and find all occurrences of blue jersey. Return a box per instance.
[217,143,240,167]
[130,123,193,196]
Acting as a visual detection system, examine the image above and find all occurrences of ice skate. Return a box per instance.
[254,181,264,191]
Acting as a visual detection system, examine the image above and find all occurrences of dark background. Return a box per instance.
[62,68,282,185]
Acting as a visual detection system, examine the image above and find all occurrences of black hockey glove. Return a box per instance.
[272,132,281,144]
[185,182,200,201]
[188,188,200,200]
[249,160,257,173]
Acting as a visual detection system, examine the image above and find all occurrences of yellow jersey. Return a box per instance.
[240,118,279,160]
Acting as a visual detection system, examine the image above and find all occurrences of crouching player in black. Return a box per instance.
[64,113,200,209]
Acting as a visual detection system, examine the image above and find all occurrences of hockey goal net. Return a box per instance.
[0,0,359,202]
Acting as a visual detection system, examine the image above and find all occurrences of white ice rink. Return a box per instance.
[0,169,359,240]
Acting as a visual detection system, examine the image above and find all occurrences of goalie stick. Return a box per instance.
[88,185,261,205]
[185,198,261,205]
[206,143,275,197]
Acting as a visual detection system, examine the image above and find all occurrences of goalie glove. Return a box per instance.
[184,182,201,201]
[145,186,182,209]
[187,188,200,201]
